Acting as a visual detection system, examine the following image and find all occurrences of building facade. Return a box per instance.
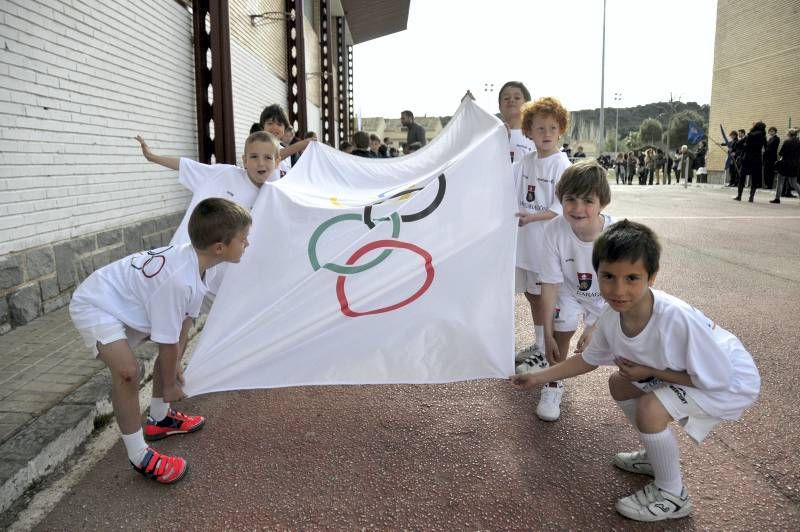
[0,0,408,333]
[706,0,800,178]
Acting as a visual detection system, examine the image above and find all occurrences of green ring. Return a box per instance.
[308,212,401,274]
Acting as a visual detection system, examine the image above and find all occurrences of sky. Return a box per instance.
[352,0,719,118]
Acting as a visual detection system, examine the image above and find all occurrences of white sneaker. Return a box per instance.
[613,449,655,477]
[514,343,542,364]
[536,384,564,421]
[615,481,692,522]
[514,347,548,375]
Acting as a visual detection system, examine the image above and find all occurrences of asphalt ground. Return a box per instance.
[19,183,800,530]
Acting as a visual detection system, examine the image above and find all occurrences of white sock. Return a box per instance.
[534,325,544,347]
[616,398,639,427]
[149,397,170,422]
[640,428,683,495]
[121,429,149,465]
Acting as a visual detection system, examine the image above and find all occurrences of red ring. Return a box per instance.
[336,239,434,317]
[141,255,166,278]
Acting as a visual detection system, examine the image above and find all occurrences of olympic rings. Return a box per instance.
[336,240,434,317]
[363,173,446,229]
[308,212,400,274]
[130,246,173,278]
[307,173,446,317]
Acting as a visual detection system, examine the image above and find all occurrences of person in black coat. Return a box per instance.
[763,126,779,190]
[735,121,766,202]
[770,128,800,204]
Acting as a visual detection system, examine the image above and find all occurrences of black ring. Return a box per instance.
[363,174,446,229]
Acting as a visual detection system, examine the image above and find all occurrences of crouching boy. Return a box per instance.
[69,198,251,483]
[510,220,760,521]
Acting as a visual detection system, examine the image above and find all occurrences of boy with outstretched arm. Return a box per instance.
[513,97,571,373]
[533,159,614,421]
[135,131,278,426]
[510,220,760,521]
[69,198,252,483]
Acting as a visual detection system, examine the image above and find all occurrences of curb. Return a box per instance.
[0,319,205,516]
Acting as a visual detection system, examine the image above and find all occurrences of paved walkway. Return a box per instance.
[0,307,187,516]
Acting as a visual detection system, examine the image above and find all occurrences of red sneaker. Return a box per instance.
[131,448,187,484]
[144,409,206,441]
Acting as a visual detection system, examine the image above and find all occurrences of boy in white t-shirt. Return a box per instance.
[513,97,572,368]
[497,81,536,163]
[69,198,252,484]
[527,159,614,421]
[136,130,280,248]
[137,130,278,299]
[511,220,760,522]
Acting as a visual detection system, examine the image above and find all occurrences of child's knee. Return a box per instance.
[635,393,671,432]
[115,363,140,384]
[608,373,645,401]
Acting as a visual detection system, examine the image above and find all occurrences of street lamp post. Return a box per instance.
[599,0,607,155]
[613,92,622,154]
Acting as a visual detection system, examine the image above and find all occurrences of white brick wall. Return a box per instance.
[0,0,197,256]
[230,38,288,157]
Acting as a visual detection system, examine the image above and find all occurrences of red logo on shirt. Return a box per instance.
[577,272,592,291]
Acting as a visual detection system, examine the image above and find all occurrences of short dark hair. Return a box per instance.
[243,131,280,153]
[556,159,611,206]
[353,131,369,149]
[188,198,252,250]
[592,219,661,277]
[401,110,414,119]
[259,104,290,129]
[498,81,531,105]
[249,122,263,134]
[369,134,381,142]
[768,126,777,134]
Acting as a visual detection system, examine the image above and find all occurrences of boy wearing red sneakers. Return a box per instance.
[510,220,760,521]
[69,198,252,483]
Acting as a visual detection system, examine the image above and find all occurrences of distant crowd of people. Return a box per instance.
[607,144,707,188]
[723,123,800,204]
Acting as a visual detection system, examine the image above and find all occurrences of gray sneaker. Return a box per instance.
[613,449,655,477]
[515,343,542,363]
[615,481,692,522]
[514,346,548,375]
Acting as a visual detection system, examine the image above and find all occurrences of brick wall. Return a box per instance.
[0,213,182,333]
[707,0,800,175]
[0,0,198,332]
[230,39,288,156]
[0,0,197,257]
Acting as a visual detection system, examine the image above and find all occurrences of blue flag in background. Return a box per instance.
[688,121,704,144]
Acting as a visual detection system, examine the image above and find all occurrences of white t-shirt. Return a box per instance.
[70,244,209,344]
[509,129,535,164]
[539,214,615,325]
[513,151,571,272]
[172,158,260,247]
[581,289,760,420]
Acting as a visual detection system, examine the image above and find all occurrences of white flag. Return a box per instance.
[184,100,517,396]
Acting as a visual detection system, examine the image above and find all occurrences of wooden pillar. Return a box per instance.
[192,0,236,164]
[285,0,307,134]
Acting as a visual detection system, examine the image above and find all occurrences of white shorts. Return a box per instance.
[69,300,149,358]
[553,294,603,332]
[634,378,722,443]
[515,268,541,295]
